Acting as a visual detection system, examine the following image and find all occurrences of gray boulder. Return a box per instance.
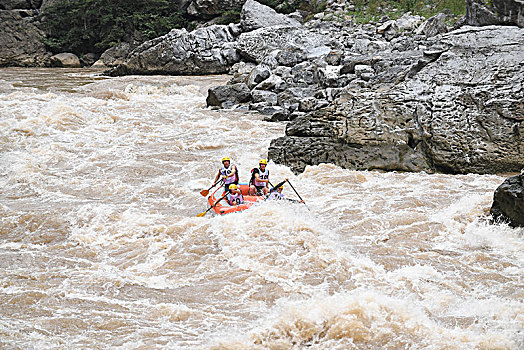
[207,83,251,108]
[269,26,524,175]
[94,42,135,68]
[236,26,331,63]
[49,52,81,68]
[240,0,301,32]
[247,64,271,88]
[490,174,524,227]
[109,25,240,75]
[466,0,524,27]
[0,10,51,66]
[416,13,449,37]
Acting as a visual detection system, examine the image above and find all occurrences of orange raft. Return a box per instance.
[207,183,265,215]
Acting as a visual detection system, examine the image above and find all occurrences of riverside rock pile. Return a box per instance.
[109,0,522,175]
[193,0,522,176]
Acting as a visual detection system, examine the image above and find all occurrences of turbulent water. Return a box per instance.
[0,68,522,349]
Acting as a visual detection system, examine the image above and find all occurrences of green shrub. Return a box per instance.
[41,0,192,55]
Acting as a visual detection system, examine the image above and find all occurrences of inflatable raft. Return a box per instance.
[207,183,264,215]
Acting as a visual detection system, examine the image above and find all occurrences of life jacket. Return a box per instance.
[227,192,244,205]
[267,192,284,201]
[250,167,269,187]
[220,164,238,184]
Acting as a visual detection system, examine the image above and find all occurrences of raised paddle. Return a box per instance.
[269,179,287,193]
[200,180,223,197]
[196,192,228,217]
[286,179,308,209]
[264,179,287,201]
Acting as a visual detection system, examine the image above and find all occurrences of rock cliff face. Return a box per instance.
[490,174,524,227]
[0,10,51,66]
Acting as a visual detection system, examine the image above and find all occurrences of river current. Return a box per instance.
[0,68,522,349]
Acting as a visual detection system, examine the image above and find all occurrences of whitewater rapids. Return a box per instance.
[0,68,522,349]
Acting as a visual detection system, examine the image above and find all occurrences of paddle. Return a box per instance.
[200,180,223,197]
[286,179,308,209]
[269,179,287,193]
[264,179,287,201]
[196,192,228,217]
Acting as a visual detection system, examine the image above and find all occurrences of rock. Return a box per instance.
[109,25,240,75]
[275,46,307,67]
[466,0,524,28]
[236,26,331,63]
[255,74,286,91]
[80,53,97,67]
[49,52,81,68]
[318,65,342,87]
[377,13,425,40]
[0,10,52,66]
[269,26,524,175]
[251,90,278,105]
[260,106,288,121]
[291,61,319,85]
[97,42,134,68]
[207,83,251,108]
[354,64,374,80]
[490,174,524,227]
[240,0,301,32]
[416,13,448,37]
[187,0,245,19]
[228,61,257,84]
[247,64,271,88]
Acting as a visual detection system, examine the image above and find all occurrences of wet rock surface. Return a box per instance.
[490,174,524,227]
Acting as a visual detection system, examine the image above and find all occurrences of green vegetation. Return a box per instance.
[41,0,192,56]
[347,0,466,23]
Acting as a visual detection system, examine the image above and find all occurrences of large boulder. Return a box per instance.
[49,52,81,67]
[207,83,251,108]
[240,0,301,32]
[187,0,245,19]
[490,174,524,227]
[466,0,524,27]
[93,42,134,68]
[236,26,331,63]
[108,25,240,75]
[0,10,52,66]
[269,26,524,174]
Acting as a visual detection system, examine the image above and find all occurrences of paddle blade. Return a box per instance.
[200,189,209,197]
[196,211,206,217]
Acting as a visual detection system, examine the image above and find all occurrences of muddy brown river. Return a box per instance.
[0,68,522,349]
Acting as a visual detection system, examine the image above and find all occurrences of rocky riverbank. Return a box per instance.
[182,0,521,175]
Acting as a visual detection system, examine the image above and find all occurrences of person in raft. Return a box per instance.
[226,184,244,205]
[249,158,269,196]
[266,184,304,203]
[213,156,238,192]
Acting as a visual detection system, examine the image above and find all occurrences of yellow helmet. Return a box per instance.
[229,184,238,190]
[222,157,231,162]
[259,158,267,165]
